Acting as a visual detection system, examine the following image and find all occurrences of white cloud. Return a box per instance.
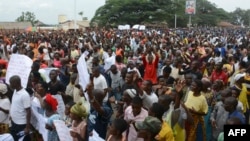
[39,3,52,8]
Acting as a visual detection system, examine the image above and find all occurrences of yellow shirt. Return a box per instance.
[155,121,175,141]
[239,84,249,113]
[185,91,208,114]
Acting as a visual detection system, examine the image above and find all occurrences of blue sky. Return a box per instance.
[0,0,249,24]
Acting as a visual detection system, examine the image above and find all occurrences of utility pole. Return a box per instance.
[174,0,179,29]
[188,15,192,29]
[74,0,77,32]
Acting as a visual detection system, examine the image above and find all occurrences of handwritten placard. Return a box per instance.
[53,120,73,141]
[31,101,48,141]
[5,54,33,88]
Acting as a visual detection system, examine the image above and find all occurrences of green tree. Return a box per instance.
[91,0,230,27]
[91,0,173,27]
[79,11,84,20]
[16,11,38,26]
[229,8,250,26]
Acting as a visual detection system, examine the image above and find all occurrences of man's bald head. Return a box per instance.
[9,75,22,90]
[92,89,105,103]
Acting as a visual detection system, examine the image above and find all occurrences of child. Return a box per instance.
[231,87,244,113]
[70,102,88,141]
[210,89,231,140]
[44,94,61,141]
[64,101,75,127]
[218,116,243,141]
[106,118,128,141]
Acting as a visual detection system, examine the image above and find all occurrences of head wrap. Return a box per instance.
[0,84,8,95]
[125,89,136,98]
[45,94,58,112]
[70,102,88,118]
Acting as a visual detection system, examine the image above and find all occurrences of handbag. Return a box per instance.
[0,110,9,134]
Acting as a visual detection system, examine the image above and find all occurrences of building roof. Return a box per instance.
[59,20,90,27]
[0,22,32,29]
[217,21,234,27]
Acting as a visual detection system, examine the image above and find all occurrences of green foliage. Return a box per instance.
[16,11,38,26]
[91,0,173,27]
[91,0,249,28]
[229,8,250,26]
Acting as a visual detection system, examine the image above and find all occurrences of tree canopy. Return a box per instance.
[91,0,247,28]
[16,11,38,26]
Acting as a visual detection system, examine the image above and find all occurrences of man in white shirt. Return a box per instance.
[109,65,122,101]
[92,66,108,103]
[139,80,158,110]
[9,75,31,141]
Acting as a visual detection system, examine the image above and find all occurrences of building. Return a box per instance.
[58,20,90,31]
[0,22,32,32]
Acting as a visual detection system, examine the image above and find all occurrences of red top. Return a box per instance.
[142,54,159,84]
[211,70,228,85]
[0,59,8,69]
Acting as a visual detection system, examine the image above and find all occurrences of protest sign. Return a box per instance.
[124,24,130,30]
[89,130,105,141]
[132,24,140,29]
[139,25,146,30]
[30,101,48,141]
[118,25,124,30]
[77,54,90,90]
[53,120,73,141]
[39,68,58,83]
[104,55,116,71]
[5,54,33,88]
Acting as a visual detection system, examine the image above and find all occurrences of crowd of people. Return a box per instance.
[0,26,249,141]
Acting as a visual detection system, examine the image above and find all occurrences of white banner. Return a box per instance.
[5,54,33,88]
[53,120,73,141]
[77,54,90,91]
[31,100,48,141]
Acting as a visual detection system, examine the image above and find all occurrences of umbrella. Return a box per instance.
[25,26,36,32]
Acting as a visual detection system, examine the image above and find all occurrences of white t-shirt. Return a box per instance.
[0,98,11,124]
[10,88,31,124]
[0,133,14,141]
[139,91,158,110]
[93,74,108,102]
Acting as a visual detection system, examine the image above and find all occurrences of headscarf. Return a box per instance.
[0,84,8,95]
[70,102,87,118]
[125,89,136,99]
[45,94,58,111]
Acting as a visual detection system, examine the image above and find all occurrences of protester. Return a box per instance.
[106,118,128,141]
[86,84,113,139]
[70,102,88,141]
[9,75,31,141]
[135,116,162,141]
[0,83,11,134]
[44,94,61,141]
[1,26,250,141]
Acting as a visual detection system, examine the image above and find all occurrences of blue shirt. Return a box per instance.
[228,110,245,124]
[87,103,113,139]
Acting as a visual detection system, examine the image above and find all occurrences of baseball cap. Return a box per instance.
[135,116,162,135]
